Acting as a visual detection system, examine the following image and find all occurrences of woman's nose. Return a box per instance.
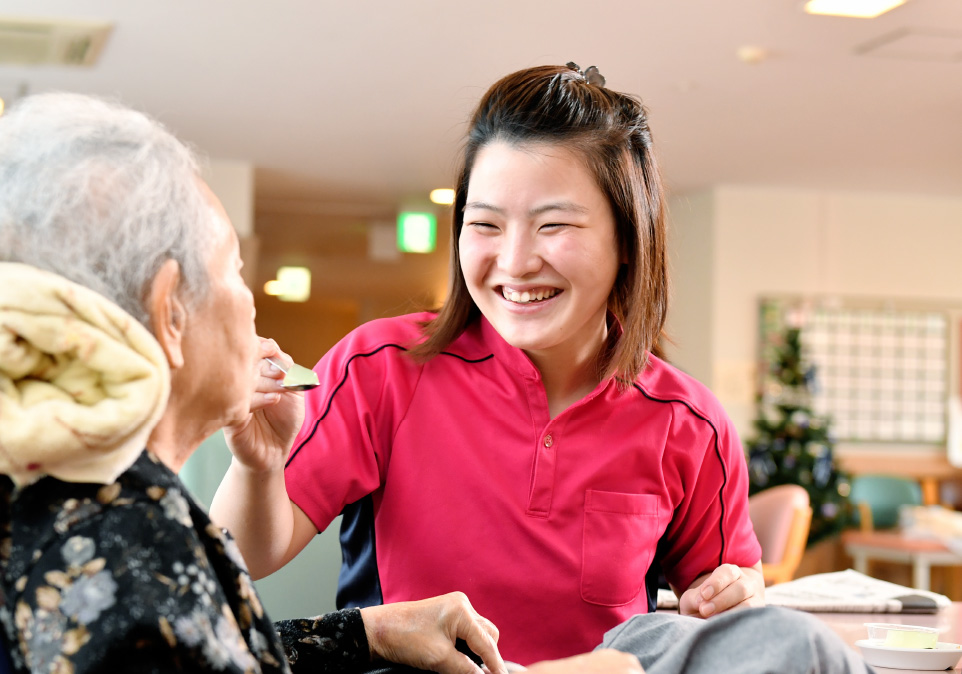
[498,230,542,277]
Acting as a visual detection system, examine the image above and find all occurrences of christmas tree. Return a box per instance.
[745,325,853,546]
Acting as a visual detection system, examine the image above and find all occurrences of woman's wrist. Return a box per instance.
[229,453,285,479]
[275,608,369,670]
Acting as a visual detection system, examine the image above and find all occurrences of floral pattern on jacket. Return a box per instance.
[0,451,369,674]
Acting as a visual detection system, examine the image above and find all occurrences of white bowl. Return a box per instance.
[856,640,962,671]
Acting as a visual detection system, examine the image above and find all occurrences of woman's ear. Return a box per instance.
[148,259,187,370]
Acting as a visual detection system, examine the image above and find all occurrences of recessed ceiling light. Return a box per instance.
[737,45,769,64]
[856,27,962,63]
[804,0,907,19]
[429,188,455,205]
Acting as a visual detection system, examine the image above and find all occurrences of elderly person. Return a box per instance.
[0,93,641,674]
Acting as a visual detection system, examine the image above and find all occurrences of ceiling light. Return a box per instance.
[429,188,455,205]
[804,0,907,18]
[263,266,311,302]
[0,97,4,116]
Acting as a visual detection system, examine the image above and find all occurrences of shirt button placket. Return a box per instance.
[526,431,558,517]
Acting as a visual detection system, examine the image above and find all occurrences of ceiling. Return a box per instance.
[1,0,960,211]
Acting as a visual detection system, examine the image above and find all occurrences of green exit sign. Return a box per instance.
[397,212,436,253]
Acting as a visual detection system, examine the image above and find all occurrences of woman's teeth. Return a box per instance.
[502,288,558,304]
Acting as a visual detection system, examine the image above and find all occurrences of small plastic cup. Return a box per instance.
[865,623,940,649]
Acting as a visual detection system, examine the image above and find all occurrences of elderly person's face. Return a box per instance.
[174,183,258,430]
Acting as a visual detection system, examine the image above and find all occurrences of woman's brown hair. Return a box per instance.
[411,64,669,384]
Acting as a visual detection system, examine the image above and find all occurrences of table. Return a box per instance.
[817,602,962,673]
[842,530,962,591]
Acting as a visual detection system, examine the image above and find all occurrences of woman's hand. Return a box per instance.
[524,650,643,674]
[360,593,508,674]
[677,562,765,618]
[223,337,306,474]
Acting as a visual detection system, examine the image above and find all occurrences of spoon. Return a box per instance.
[267,357,320,391]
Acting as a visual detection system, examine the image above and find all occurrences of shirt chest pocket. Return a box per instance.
[581,490,661,607]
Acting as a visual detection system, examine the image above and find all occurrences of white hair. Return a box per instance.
[0,92,213,327]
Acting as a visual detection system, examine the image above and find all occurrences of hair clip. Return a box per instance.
[565,61,606,88]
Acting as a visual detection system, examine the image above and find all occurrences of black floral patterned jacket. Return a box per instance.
[0,451,369,674]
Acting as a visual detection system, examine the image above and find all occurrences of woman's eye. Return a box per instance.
[540,222,568,231]
[467,221,498,231]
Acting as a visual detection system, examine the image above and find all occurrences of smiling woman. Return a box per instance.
[211,63,772,667]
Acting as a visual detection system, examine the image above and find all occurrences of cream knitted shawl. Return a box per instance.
[0,263,170,486]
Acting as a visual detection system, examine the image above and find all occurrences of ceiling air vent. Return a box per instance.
[856,28,962,63]
[0,16,113,66]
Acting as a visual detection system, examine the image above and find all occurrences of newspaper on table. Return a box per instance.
[655,569,950,613]
[764,569,951,614]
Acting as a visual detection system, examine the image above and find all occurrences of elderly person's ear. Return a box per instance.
[148,258,187,370]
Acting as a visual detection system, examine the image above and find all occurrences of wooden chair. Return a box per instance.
[748,484,813,585]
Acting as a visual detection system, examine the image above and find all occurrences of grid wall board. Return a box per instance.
[759,299,949,444]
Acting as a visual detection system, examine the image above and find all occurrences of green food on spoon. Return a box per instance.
[267,357,320,391]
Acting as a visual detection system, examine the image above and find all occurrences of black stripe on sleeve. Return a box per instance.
[286,344,407,468]
[632,384,729,569]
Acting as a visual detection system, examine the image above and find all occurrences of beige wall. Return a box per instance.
[203,159,255,238]
[664,191,715,386]
[666,186,962,440]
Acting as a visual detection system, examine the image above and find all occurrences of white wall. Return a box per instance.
[664,191,715,386]
[203,159,254,238]
[666,185,962,439]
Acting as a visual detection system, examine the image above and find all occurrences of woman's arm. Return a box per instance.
[360,593,507,674]
[275,609,371,673]
[210,455,318,579]
[277,594,510,674]
[210,338,316,578]
[663,399,765,618]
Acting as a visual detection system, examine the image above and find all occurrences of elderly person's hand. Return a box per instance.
[360,593,508,674]
[224,337,305,473]
[677,562,765,618]
[522,650,644,674]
